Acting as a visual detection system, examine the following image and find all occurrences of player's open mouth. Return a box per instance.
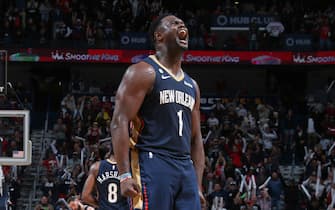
[177,29,188,45]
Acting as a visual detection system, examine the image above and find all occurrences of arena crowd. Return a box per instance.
[0,0,334,50]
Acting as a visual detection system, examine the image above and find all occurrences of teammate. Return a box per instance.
[111,14,206,210]
[81,145,129,210]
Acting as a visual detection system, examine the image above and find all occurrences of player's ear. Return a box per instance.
[154,31,163,42]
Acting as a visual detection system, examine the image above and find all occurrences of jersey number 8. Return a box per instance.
[108,183,118,203]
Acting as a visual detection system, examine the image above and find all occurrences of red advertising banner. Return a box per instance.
[6,48,335,65]
[182,51,291,64]
[291,52,335,64]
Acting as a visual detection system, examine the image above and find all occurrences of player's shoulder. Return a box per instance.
[127,60,155,76]
[123,61,156,86]
[89,161,101,174]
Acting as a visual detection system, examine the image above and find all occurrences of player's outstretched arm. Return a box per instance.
[81,161,100,209]
[190,80,206,208]
[111,62,155,197]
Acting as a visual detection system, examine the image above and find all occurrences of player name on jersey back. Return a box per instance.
[159,89,195,110]
[96,171,119,184]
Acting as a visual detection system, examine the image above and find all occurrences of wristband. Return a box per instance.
[119,172,132,183]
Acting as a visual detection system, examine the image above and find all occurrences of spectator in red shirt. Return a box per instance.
[42,152,58,173]
[0,137,8,157]
[86,121,101,145]
[225,138,243,168]
[214,156,226,181]
[319,18,332,50]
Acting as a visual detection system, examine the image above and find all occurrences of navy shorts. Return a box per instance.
[131,151,201,210]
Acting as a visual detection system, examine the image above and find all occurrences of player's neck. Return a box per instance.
[155,51,183,76]
[107,155,116,163]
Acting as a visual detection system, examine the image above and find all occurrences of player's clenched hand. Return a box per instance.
[199,190,206,210]
[121,178,141,197]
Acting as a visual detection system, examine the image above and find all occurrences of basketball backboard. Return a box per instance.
[0,110,31,165]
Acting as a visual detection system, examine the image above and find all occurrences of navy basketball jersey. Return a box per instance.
[135,55,197,159]
[96,159,129,210]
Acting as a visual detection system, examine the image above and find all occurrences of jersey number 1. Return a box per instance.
[108,183,118,203]
[177,110,183,136]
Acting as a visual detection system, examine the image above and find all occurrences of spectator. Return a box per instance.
[208,183,227,209]
[67,153,81,171]
[85,20,96,47]
[94,23,106,48]
[256,187,271,210]
[53,118,67,146]
[133,0,149,31]
[224,177,240,209]
[319,133,331,152]
[260,123,278,155]
[39,22,49,46]
[226,140,243,169]
[43,150,58,174]
[214,155,226,182]
[26,0,39,21]
[39,0,52,23]
[71,18,85,48]
[212,100,226,120]
[265,16,285,50]
[95,107,111,128]
[295,124,307,164]
[250,142,264,166]
[318,18,332,50]
[267,171,283,210]
[248,19,260,51]
[281,109,297,153]
[207,112,220,132]
[54,21,72,41]
[236,104,248,118]
[281,1,294,33]
[61,94,76,114]
[54,199,67,210]
[34,195,54,210]
[73,120,84,137]
[0,20,13,46]
[86,121,101,145]
[257,103,271,126]
[41,173,57,203]
[104,18,119,49]
[25,17,39,47]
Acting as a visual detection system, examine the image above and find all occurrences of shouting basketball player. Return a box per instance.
[111,14,206,210]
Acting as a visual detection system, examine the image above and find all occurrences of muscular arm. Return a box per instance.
[190,80,205,191]
[81,161,99,208]
[111,62,155,175]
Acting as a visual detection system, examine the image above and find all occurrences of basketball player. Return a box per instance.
[111,14,206,210]
[81,145,129,210]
